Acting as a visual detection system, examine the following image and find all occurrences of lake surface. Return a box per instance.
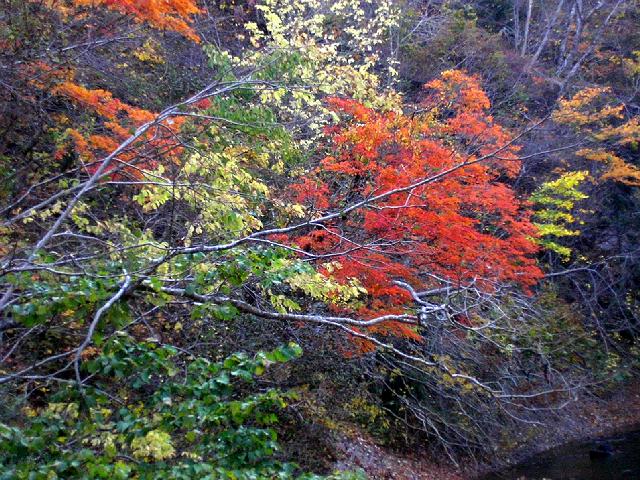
[484,430,640,480]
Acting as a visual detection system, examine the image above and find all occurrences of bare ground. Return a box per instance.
[333,433,462,480]
[332,381,640,479]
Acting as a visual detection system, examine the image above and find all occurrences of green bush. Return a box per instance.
[0,336,363,480]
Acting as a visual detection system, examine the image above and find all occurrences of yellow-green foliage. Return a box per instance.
[134,147,270,242]
[209,0,403,152]
[131,430,176,461]
[132,39,165,64]
[530,171,589,260]
[346,396,390,432]
[264,258,367,312]
[284,261,367,305]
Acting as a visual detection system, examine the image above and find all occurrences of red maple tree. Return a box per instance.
[287,71,542,346]
[20,0,202,179]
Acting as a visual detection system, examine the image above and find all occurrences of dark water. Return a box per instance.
[484,431,640,480]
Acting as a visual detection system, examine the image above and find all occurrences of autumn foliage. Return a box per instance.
[53,82,185,178]
[4,0,640,473]
[553,87,640,186]
[288,71,543,344]
[50,0,201,41]
[18,0,200,180]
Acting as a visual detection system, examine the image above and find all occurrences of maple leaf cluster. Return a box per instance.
[57,0,201,42]
[18,0,201,180]
[53,82,185,178]
[288,71,543,343]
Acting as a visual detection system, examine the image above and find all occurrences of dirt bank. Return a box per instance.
[332,381,640,479]
[333,433,462,480]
